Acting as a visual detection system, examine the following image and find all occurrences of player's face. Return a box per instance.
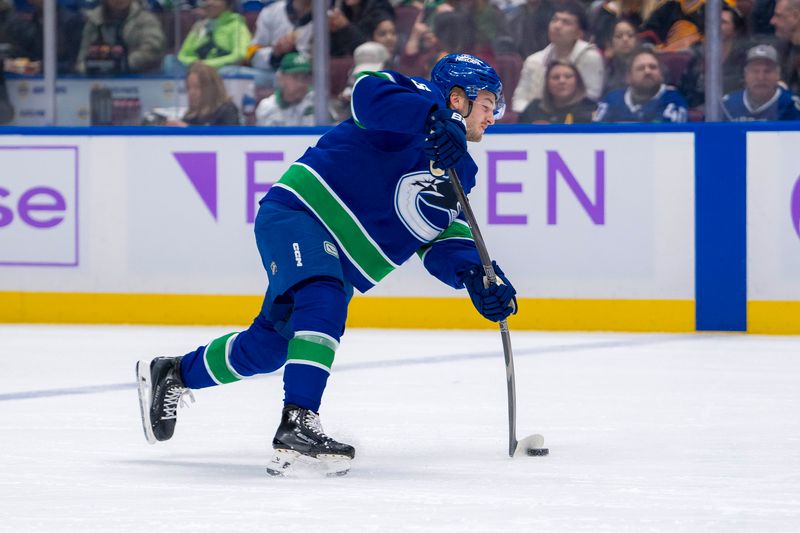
[463,90,496,142]
[628,53,663,92]
[744,60,780,101]
[771,0,800,40]
[547,65,578,104]
[548,12,582,48]
[611,21,637,55]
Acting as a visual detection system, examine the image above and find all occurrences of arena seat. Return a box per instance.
[329,55,355,96]
[491,53,523,105]
[658,50,693,87]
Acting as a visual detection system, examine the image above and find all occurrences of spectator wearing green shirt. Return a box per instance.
[171,0,252,73]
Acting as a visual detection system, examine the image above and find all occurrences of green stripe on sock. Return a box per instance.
[287,336,336,370]
[277,165,395,284]
[205,332,240,384]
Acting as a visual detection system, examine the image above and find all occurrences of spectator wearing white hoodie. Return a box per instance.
[511,0,605,113]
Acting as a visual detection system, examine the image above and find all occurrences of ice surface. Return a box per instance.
[1,325,799,532]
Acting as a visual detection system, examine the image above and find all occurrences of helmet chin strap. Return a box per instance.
[462,100,474,118]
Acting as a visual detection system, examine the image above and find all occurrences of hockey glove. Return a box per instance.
[461,261,518,322]
[424,108,467,171]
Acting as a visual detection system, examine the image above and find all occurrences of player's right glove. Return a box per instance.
[460,261,518,322]
[424,108,467,171]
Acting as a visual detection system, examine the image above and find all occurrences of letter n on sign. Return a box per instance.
[546,150,605,225]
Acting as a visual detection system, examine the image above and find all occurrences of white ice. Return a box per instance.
[1,325,799,532]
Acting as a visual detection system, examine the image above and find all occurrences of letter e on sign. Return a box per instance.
[0,146,79,266]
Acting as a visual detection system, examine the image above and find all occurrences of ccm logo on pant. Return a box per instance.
[292,242,303,267]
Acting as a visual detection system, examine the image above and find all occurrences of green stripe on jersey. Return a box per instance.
[286,334,337,371]
[276,164,396,285]
[204,332,241,384]
[416,220,475,259]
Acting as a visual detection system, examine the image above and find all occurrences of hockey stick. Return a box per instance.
[445,166,548,458]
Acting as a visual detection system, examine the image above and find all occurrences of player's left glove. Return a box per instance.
[461,261,518,322]
[424,108,467,171]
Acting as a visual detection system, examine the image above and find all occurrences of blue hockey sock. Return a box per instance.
[282,277,348,412]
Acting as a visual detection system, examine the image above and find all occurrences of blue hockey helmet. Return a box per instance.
[430,54,505,120]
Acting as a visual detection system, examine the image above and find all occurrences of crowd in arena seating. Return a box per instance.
[1,0,799,125]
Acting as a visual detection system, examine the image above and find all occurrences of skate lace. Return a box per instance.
[304,410,326,437]
[162,385,195,420]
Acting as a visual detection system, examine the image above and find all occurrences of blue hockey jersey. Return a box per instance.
[721,87,800,121]
[594,84,688,123]
[264,71,482,293]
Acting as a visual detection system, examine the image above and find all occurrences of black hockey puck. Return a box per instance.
[526,447,549,456]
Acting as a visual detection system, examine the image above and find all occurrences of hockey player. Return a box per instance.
[594,46,689,123]
[136,53,518,476]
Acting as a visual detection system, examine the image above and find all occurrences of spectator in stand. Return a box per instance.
[3,0,85,74]
[594,45,688,121]
[334,40,390,120]
[512,1,605,113]
[518,60,597,123]
[361,11,399,67]
[771,0,800,94]
[507,0,557,58]
[467,0,510,64]
[400,7,472,77]
[268,0,366,70]
[246,0,295,89]
[76,0,165,74]
[603,18,639,93]
[340,0,394,41]
[175,0,252,73]
[167,61,241,126]
[639,0,739,51]
[679,4,748,109]
[256,52,326,126]
[592,0,643,49]
[753,0,776,34]
[721,43,800,120]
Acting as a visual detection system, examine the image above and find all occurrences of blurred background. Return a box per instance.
[1,0,798,127]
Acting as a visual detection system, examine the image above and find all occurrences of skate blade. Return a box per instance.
[266,449,352,478]
[135,360,157,445]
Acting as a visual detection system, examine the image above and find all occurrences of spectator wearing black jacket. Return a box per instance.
[519,60,597,123]
[4,0,85,73]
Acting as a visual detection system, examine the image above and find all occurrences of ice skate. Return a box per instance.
[136,357,195,444]
[267,404,355,477]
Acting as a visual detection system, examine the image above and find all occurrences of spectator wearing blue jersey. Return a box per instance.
[594,46,689,122]
[721,43,800,120]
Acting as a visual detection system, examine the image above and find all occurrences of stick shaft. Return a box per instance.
[447,167,518,457]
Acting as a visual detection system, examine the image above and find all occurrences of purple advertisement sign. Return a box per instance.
[0,146,79,267]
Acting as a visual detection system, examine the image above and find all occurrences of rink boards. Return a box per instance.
[0,123,798,333]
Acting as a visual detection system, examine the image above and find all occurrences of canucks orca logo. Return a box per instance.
[395,171,460,241]
[792,175,800,239]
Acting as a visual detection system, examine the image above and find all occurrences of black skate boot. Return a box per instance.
[267,404,355,477]
[136,357,195,444]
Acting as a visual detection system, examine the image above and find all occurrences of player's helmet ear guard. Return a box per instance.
[431,54,506,120]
